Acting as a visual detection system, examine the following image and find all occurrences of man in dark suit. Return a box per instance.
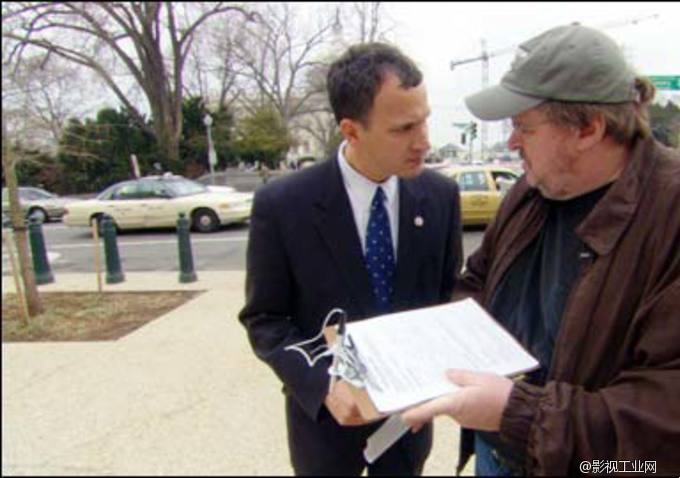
[239,43,462,476]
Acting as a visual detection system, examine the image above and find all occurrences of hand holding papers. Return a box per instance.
[401,368,514,433]
[333,298,538,416]
[286,298,538,463]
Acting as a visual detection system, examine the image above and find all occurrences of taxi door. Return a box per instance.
[457,170,496,224]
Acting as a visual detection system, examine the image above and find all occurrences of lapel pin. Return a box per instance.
[414,216,424,227]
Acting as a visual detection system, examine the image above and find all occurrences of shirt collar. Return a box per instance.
[337,140,398,206]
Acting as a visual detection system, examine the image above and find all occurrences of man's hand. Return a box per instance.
[401,369,514,433]
[324,380,369,426]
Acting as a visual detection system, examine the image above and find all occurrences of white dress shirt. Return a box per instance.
[337,141,399,255]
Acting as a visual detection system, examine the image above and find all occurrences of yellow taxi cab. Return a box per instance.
[440,165,521,225]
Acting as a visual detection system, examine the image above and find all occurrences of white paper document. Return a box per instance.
[345,298,539,414]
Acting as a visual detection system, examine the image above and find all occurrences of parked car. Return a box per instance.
[1,186,81,223]
[439,165,521,225]
[205,184,237,194]
[62,175,253,233]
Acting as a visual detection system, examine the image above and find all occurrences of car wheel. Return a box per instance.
[28,207,48,224]
[192,208,220,233]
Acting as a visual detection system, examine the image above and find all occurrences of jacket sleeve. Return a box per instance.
[440,181,464,302]
[238,188,331,421]
[500,279,680,475]
[453,178,534,304]
[452,207,498,304]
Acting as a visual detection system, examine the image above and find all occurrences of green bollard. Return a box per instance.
[177,212,197,283]
[101,215,125,284]
[28,216,55,285]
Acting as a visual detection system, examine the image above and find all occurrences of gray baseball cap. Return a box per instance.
[465,24,637,120]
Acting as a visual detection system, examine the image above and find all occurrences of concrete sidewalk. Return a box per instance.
[2,271,466,476]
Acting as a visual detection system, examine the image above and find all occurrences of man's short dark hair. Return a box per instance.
[327,42,422,126]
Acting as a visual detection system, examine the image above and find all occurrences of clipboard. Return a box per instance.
[321,299,539,417]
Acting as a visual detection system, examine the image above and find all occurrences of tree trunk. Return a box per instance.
[2,145,43,318]
[154,118,181,169]
[149,85,181,169]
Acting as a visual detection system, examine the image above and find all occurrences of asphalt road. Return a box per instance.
[2,221,485,275]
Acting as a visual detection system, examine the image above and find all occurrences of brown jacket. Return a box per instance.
[456,137,680,475]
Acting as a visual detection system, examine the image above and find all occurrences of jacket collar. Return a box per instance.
[577,136,657,256]
[313,156,375,316]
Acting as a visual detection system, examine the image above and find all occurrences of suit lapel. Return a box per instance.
[393,178,426,307]
[312,158,375,316]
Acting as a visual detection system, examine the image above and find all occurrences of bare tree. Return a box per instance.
[3,54,97,153]
[213,25,244,113]
[337,2,396,46]
[353,2,381,43]
[1,61,44,317]
[290,61,339,158]
[230,3,337,131]
[3,2,253,166]
[183,15,244,113]
[289,2,396,158]
[295,112,342,158]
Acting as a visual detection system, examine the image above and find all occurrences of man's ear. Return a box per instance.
[339,118,362,145]
[577,113,606,151]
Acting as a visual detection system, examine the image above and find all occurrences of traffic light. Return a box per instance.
[461,133,466,145]
[470,122,478,140]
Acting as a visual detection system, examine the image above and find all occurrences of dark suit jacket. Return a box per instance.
[239,155,463,421]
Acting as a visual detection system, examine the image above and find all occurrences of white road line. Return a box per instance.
[2,252,61,263]
[46,236,248,250]
[47,251,61,262]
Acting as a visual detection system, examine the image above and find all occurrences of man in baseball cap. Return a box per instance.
[466,23,638,121]
[401,23,680,475]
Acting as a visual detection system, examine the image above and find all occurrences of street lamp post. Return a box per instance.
[203,113,217,185]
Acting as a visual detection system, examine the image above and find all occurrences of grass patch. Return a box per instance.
[2,290,203,342]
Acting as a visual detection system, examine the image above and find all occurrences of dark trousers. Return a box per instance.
[286,396,432,476]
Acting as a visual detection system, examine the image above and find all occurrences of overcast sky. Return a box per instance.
[380,1,680,151]
[42,2,678,157]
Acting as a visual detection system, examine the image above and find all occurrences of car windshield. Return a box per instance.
[22,188,56,200]
[97,184,121,200]
[2,188,55,201]
[163,178,207,197]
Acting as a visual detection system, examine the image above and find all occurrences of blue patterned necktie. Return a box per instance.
[365,187,395,313]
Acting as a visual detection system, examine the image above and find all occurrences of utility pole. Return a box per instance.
[450,40,514,160]
[469,122,478,163]
[453,122,477,163]
[480,39,489,162]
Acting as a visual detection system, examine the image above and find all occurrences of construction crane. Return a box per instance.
[450,13,660,161]
[450,39,515,161]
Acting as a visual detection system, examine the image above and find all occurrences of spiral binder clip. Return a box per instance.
[284,308,367,388]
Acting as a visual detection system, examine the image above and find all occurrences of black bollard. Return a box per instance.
[101,215,125,284]
[28,216,55,284]
[177,212,197,283]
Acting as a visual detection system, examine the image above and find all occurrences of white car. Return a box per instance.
[206,185,237,194]
[63,176,252,233]
[2,186,82,223]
